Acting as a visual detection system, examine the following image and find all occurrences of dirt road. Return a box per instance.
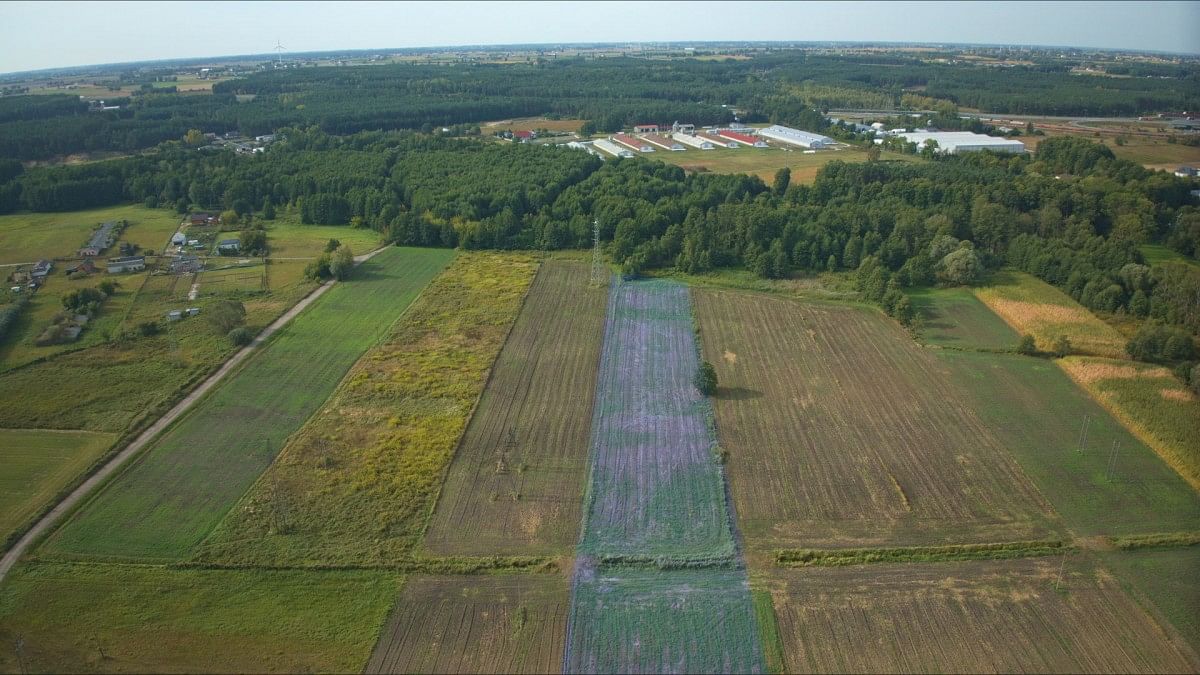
[0,248,385,582]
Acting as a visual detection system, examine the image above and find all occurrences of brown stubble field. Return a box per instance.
[365,574,570,675]
[422,261,608,556]
[693,289,1060,553]
[763,557,1200,673]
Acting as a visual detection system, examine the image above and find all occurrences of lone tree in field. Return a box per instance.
[695,360,718,396]
[1052,335,1072,358]
[1017,334,1038,356]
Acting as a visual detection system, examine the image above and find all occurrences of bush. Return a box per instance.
[227,326,254,346]
[1017,334,1038,355]
[137,321,161,337]
[1052,335,1072,358]
[328,244,354,281]
[206,299,246,334]
[1126,322,1197,363]
[695,360,718,396]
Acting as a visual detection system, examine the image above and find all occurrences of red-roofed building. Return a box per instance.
[612,134,654,153]
[642,134,685,151]
[512,130,534,142]
[716,129,768,147]
[697,132,737,148]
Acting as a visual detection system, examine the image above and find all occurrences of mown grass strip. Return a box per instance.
[41,247,453,561]
[1108,532,1200,551]
[752,589,787,675]
[775,540,1071,567]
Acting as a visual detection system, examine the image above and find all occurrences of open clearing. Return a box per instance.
[1140,244,1200,270]
[905,285,1019,350]
[0,204,179,265]
[939,350,1200,535]
[695,289,1057,551]
[0,429,115,547]
[42,247,453,561]
[644,146,920,184]
[1059,356,1200,491]
[765,557,1198,673]
[578,279,732,559]
[424,260,607,556]
[0,562,398,673]
[974,270,1128,358]
[366,574,569,674]
[264,215,383,258]
[195,252,534,566]
[564,566,765,674]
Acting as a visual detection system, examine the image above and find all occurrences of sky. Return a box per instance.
[1,0,1198,75]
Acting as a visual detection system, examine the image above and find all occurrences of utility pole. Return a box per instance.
[589,218,605,288]
[1076,415,1090,454]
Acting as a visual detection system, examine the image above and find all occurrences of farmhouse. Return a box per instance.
[673,132,714,150]
[642,134,685,151]
[1174,166,1197,178]
[511,130,534,142]
[633,124,659,134]
[31,259,52,279]
[897,131,1026,155]
[612,134,654,153]
[696,131,737,148]
[65,259,97,276]
[592,138,635,158]
[216,239,241,253]
[78,221,117,256]
[716,129,768,147]
[171,232,187,246]
[106,256,145,274]
[757,125,834,149]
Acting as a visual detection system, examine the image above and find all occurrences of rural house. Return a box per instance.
[189,212,219,226]
[106,256,146,274]
[78,221,117,256]
[216,239,241,254]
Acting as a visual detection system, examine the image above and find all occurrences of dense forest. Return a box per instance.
[1,127,1196,346]
[2,52,1198,161]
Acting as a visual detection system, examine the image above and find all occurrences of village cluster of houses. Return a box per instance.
[203,132,279,155]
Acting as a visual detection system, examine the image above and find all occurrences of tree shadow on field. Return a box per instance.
[716,386,762,401]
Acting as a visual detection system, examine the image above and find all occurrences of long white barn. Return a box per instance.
[593,138,635,158]
[757,124,833,149]
[673,132,714,150]
[896,131,1026,155]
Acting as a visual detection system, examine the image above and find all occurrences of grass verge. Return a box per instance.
[775,540,1071,567]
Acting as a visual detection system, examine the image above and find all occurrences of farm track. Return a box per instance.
[424,261,608,556]
[695,289,1059,550]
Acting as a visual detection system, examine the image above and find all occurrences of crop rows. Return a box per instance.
[694,289,1058,550]
[366,575,569,675]
[766,558,1199,673]
[424,261,608,556]
[578,279,732,558]
[42,247,454,560]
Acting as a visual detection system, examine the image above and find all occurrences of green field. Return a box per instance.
[42,247,453,560]
[0,429,116,547]
[906,285,1020,350]
[937,350,1200,535]
[1059,356,1200,492]
[194,252,535,567]
[0,204,180,265]
[264,216,383,259]
[0,562,398,673]
[1140,244,1200,269]
[1102,547,1200,655]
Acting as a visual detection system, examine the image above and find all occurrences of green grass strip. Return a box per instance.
[1108,532,1200,551]
[752,590,787,675]
[775,540,1070,567]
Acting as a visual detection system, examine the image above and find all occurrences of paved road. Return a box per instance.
[0,247,386,582]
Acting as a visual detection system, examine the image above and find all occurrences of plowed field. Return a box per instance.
[766,558,1200,673]
[694,289,1058,550]
[365,574,569,674]
[424,261,607,556]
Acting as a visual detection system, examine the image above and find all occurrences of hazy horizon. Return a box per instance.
[1,0,1198,76]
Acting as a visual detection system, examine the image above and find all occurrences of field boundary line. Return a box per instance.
[0,248,389,582]
[774,539,1072,567]
[412,255,544,556]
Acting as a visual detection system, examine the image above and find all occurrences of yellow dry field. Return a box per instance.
[974,270,1127,358]
[1058,356,1200,492]
[765,558,1200,673]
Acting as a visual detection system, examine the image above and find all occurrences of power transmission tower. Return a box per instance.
[1076,415,1090,454]
[274,39,286,66]
[1106,439,1121,482]
[589,218,605,287]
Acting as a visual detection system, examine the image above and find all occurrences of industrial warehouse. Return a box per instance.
[895,131,1027,154]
